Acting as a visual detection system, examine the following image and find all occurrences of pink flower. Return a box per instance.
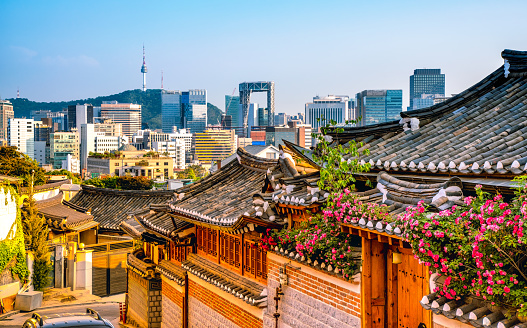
[504,286,510,293]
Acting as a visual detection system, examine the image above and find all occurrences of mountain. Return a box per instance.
[8,89,223,130]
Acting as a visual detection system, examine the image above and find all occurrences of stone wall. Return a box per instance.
[161,277,183,328]
[265,253,361,328]
[187,278,263,328]
[127,270,162,328]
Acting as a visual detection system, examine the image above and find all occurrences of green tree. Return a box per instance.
[0,147,46,186]
[22,180,51,291]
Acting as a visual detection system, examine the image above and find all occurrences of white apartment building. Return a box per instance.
[81,123,124,172]
[152,139,185,169]
[62,154,80,174]
[8,118,34,159]
[305,95,351,132]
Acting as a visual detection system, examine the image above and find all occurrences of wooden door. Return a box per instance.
[396,249,431,328]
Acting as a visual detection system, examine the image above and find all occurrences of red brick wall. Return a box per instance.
[163,280,183,308]
[267,257,360,317]
[188,279,263,328]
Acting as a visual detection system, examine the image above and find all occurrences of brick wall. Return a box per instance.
[433,315,474,328]
[188,279,263,328]
[161,278,183,328]
[127,270,149,328]
[265,253,361,328]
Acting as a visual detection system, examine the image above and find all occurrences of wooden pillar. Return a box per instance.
[361,237,372,328]
[387,248,398,328]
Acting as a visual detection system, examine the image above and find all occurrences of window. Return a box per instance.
[244,239,267,283]
[169,241,190,263]
[164,162,169,166]
[196,226,218,259]
[219,232,241,273]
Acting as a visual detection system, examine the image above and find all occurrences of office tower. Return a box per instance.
[194,129,236,163]
[100,101,141,138]
[0,100,14,142]
[68,104,94,131]
[221,115,232,129]
[355,90,403,126]
[162,89,207,134]
[247,103,258,137]
[257,107,268,126]
[305,95,350,133]
[32,110,67,131]
[93,119,122,137]
[182,90,207,134]
[162,90,182,133]
[80,123,124,172]
[8,118,34,159]
[265,122,312,148]
[50,131,79,169]
[409,69,445,110]
[33,120,53,165]
[225,95,241,127]
[274,113,287,126]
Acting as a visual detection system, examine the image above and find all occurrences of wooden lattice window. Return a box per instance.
[243,239,267,283]
[196,226,219,260]
[219,232,242,273]
[169,241,190,263]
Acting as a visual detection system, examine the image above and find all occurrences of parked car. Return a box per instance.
[22,308,114,328]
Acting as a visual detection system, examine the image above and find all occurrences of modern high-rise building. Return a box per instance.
[305,95,351,133]
[265,122,312,148]
[80,123,125,172]
[194,129,236,163]
[162,90,207,134]
[50,131,79,170]
[8,118,34,159]
[162,90,182,133]
[100,101,141,138]
[0,100,14,142]
[355,90,403,126]
[274,113,288,126]
[68,104,94,131]
[152,139,186,169]
[31,110,67,131]
[409,69,445,110]
[225,95,241,127]
[257,107,268,126]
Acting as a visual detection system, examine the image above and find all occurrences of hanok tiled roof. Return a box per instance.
[341,172,464,236]
[127,249,156,278]
[156,260,186,286]
[327,49,527,176]
[182,254,267,307]
[68,185,174,231]
[420,292,520,328]
[128,205,192,239]
[35,192,96,231]
[168,148,284,232]
[20,179,70,194]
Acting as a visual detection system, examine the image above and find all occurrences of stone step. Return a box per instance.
[43,287,71,301]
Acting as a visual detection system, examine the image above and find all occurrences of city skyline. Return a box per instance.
[2,0,527,116]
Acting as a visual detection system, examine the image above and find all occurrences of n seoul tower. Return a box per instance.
[141,45,147,91]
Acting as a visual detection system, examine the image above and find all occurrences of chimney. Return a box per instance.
[217,160,221,170]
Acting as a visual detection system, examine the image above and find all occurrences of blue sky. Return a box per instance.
[1,0,527,115]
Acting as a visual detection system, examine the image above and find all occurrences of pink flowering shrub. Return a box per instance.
[261,190,364,279]
[395,184,527,315]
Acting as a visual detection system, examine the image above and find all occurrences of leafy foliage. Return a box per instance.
[9,90,221,130]
[312,119,370,193]
[0,185,29,281]
[82,176,153,190]
[88,151,122,159]
[0,146,46,187]
[392,183,527,316]
[22,188,51,290]
[177,165,208,180]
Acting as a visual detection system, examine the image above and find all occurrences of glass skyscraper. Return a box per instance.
[355,90,403,126]
[225,95,241,127]
[409,69,445,110]
[162,89,207,133]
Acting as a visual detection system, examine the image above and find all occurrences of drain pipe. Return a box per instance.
[273,285,284,328]
[183,271,189,328]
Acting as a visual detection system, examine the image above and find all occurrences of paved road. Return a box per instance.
[0,302,121,328]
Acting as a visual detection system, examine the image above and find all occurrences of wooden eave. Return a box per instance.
[340,223,410,248]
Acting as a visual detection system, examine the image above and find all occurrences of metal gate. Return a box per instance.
[46,246,56,288]
[85,240,134,297]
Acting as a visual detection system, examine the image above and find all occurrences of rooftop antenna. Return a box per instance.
[17,87,20,99]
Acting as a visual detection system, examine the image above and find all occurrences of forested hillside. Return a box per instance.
[8,89,223,130]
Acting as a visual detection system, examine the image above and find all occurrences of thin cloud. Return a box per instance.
[42,54,100,67]
[9,45,38,59]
